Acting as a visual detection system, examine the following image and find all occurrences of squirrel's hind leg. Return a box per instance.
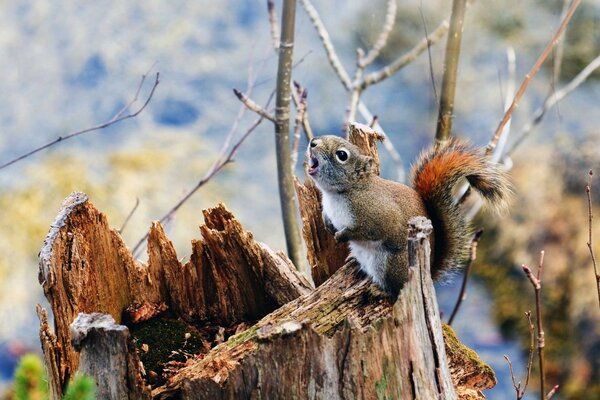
[383,252,409,299]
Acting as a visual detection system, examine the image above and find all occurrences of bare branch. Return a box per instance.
[507,53,600,156]
[522,250,548,399]
[0,71,160,171]
[586,170,600,308]
[291,82,314,140]
[360,20,449,90]
[233,88,276,122]
[345,51,364,128]
[118,197,140,235]
[357,102,406,182]
[299,0,352,89]
[504,311,536,400]
[131,101,271,257]
[522,311,536,398]
[275,0,303,270]
[291,82,308,168]
[419,7,439,103]
[267,0,280,50]
[358,0,397,68]
[435,0,468,144]
[504,355,521,398]
[486,0,582,156]
[448,228,483,325]
[549,0,571,107]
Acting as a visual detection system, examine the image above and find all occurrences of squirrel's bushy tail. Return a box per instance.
[411,138,512,278]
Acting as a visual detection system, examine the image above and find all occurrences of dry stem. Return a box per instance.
[274,0,303,270]
[435,0,468,144]
[267,0,280,50]
[131,94,273,256]
[118,197,140,235]
[504,311,536,400]
[291,82,308,167]
[447,229,483,325]
[507,53,600,156]
[0,71,160,171]
[359,20,449,90]
[233,88,275,122]
[358,0,397,68]
[486,0,582,156]
[586,170,600,308]
[522,250,547,400]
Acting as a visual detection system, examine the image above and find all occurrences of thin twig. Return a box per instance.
[118,197,140,235]
[486,0,582,155]
[359,20,449,90]
[0,71,160,171]
[504,311,536,400]
[504,355,520,397]
[522,311,536,398]
[299,0,352,89]
[448,229,483,325]
[131,99,272,257]
[419,6,438,103]
[522,250,547,400]
[233,88,276,122]
[291,82,314,140]
[345,50,365,128]
[547,0,570,123]
[506,53,600,156]
[267,0,280,51]
[357,102,406,182]
[435,0,468,144]
[586,170,600,308]
[358,0,397,68]
[291,82,308,168]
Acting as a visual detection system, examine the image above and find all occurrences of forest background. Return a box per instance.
[0,0,599,398]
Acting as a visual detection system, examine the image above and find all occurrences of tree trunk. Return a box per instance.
[37,123,495,399]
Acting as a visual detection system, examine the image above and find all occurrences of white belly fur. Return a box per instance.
[350,240,387,288]
[321,191,353,231]
[321,190,387,287]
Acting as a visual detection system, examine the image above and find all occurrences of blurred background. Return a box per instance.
[0,0,599,398]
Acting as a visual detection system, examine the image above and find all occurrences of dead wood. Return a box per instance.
[37,193,310,397]
[37,123,495,398]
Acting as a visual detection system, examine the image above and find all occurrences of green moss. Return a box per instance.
[129,317,206,384]
[375,360,390,400]
[225,325,259,348]
[442,324,496,380]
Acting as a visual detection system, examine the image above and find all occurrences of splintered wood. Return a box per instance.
[38,123,495,399]
[37,194,309,398]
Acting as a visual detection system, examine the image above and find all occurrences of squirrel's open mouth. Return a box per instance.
[307,156,319,175]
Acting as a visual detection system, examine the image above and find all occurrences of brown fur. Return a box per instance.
[306,135,511,295]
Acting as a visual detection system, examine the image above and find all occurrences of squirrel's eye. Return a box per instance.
[335,149,349,163]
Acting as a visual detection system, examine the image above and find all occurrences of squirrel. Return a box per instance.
[305,135,511,296]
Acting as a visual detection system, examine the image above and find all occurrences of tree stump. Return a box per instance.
[37,123,495,399]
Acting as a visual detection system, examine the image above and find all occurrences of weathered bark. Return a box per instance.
[38,123,495,399]
[38,194,310,397]
[70,313,151,399]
